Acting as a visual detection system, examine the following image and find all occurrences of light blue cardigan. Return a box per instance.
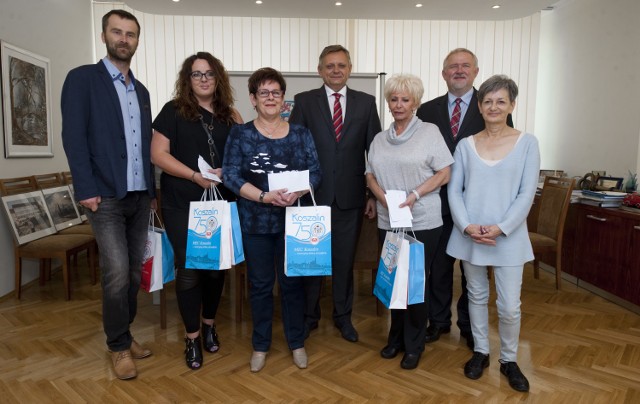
[446,133,540,266]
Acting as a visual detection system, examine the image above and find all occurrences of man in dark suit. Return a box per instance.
[61,9,155,380]
[290,45,381,342]
[416,48,513,350]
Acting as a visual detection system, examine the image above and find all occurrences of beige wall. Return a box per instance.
[535,0,640,179]
[0,0,94,297]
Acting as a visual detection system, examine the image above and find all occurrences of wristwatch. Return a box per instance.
[259,191,266,203]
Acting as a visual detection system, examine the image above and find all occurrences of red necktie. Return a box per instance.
[450,98,462,139]
[332,93,343,142]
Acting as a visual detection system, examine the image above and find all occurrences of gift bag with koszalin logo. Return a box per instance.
[373,230,425,309]
[185,186,232,270]
[284,189,331,276]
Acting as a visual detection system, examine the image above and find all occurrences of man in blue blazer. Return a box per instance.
[290,45,381,342]
[61,9,155,380]
[416,48,513,351]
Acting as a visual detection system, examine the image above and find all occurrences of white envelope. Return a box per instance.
[385,190,413,228]
[198,155,222,182]
[268,170,310,193]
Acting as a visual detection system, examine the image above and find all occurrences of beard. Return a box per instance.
[106,41,136,63]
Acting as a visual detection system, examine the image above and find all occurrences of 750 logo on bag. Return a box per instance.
[285,206,332,276]
[192,207,220,239]
[186,200,229,270]
[382,239,400,274]
[290,212,327,244]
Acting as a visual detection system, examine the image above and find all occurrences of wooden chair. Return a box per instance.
[354,216,383,316]
[528,176,576,290]
[0,176,97,300]
[234,262,248,323]
[32,172,65,189]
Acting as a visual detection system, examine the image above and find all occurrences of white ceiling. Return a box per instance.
[124,0,559,21]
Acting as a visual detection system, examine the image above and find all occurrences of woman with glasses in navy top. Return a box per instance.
[223,67,322,373]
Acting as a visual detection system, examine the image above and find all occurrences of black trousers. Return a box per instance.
[302,204,363,326]
[428,214,471,333]
[163,206,225,334]
[380,227,442,354]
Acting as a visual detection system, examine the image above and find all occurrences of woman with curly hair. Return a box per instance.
[151,52,242,370]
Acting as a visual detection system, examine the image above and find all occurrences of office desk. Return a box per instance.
[557,203,640,311]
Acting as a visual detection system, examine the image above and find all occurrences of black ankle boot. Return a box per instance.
[184,336,203,370]
[202,322,220,353]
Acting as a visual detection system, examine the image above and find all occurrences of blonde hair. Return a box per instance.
[384,74,424,106]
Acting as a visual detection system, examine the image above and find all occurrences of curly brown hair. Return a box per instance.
[174,52,235,125]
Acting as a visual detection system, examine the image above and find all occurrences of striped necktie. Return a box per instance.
[450,97,462,138]
[332,93,343,142]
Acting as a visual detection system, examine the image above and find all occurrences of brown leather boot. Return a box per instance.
[130,340,152,359]
[111,350,137,380]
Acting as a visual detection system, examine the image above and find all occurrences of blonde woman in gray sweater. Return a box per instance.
[365,74,453,370]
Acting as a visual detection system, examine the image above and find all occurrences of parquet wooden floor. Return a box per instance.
[0,260,639,403]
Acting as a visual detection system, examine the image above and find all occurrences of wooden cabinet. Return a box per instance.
[573,205,625,295]
[620,214,640,305]
[561,204,640,308]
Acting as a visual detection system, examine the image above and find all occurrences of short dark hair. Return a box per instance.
[318,45,352,68]
[477,74,519,103]
[102,9,141,36]
[247,67,286,95]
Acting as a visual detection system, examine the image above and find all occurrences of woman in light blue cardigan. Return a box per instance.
[447,75,540,393]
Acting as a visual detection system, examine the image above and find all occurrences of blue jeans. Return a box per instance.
[463,262,524,362]
[243,232,305,352]
[86,192,150,351]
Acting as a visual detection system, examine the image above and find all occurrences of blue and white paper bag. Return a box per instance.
[229,202,245,264]
[185,198,230,270]
[405,234,425,305]
[284,205,332,276]
[374,231,409,309]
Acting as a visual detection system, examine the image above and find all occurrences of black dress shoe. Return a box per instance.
[184,336,203,370]
[464,352,490,379]
[335,322,359,342]
[500,362,530,392]
[400,352,421,370]
[460,330,474,351]
[424,324,451,343]
[380,345,402,359]
[303,322,318,340]
[202,322,220,353]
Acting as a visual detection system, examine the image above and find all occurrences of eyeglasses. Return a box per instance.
[190,70,216,80]
[256,89,283,99]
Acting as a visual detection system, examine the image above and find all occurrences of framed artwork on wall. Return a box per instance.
[1,41,53,158]
[41,186,82,230]
[1,191,57,245]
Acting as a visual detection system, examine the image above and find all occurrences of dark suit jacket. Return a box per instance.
[416,88,513,214]
[290,86,381,209]
[61,60,155,201]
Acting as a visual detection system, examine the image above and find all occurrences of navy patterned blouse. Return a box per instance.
[222,121,322,234]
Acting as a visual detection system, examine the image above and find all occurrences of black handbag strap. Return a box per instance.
[198,115,221,168]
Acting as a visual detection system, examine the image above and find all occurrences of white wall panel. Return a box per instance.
[93,3,540,134]
[212,17,224,57]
